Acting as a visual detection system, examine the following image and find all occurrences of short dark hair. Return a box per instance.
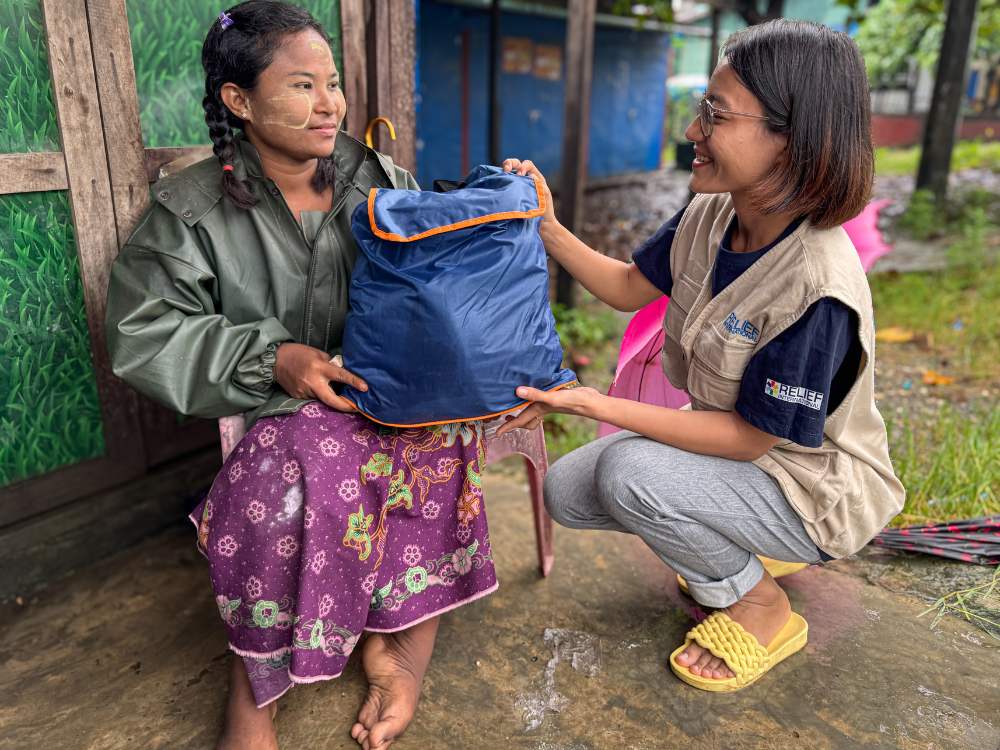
[201,1,335,208]
[723,19,873,228]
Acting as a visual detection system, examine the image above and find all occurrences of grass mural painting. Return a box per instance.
[127,0,342,148]
[0,0,58,153]
[0,193,105,486]
[1,0,104,486]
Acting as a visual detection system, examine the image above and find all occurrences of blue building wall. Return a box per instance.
[416,1,671,188]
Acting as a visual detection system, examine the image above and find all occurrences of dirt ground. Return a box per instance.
[1,470,997,750]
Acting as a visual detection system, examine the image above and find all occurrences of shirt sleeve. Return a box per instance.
[630,206,686,296]
[735,298,857,448]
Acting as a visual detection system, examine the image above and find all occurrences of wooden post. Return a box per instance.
[488,0,502,166]
[366,0,417,173]
[555,0,596,308]
[915,0,979,202]
[708,7,721,76]
[340,0,369,140]
[85,0,150,246]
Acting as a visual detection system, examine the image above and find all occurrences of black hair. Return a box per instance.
[201,1,337,208]
[723,19,873,228]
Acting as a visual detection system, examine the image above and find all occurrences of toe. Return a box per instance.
[706,657,726,679]
[369,712,406,749]
[692,649,715,675]
[358,695,380,729]
[676,643,702,666]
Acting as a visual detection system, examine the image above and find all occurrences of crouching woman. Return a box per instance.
[499,19,904,692]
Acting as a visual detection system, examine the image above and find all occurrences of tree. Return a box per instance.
[916,0,980,201]
[853,0,999,90]
[853,0,996,201]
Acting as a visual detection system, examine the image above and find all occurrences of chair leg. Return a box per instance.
[524,455,554,577]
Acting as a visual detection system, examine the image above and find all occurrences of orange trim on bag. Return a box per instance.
[367,174,547,243]
[341,379,578,428]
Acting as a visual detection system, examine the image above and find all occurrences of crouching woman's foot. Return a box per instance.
[670,572,808,691]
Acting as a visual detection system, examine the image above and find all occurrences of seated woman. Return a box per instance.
[106,3,493,748]
[499,19,904,691]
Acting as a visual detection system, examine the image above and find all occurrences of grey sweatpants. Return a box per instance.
[544,430,824,608]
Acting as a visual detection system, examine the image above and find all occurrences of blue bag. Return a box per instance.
[340,164,577,426]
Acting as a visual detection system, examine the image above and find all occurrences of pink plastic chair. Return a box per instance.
[218,414,554,577]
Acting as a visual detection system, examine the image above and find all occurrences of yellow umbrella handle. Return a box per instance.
[365,116,397,148]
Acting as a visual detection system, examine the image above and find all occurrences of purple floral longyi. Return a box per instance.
[190,404,496,706]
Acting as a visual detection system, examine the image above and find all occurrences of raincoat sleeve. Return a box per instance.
[400,168,420,191]
[105,206,294,418]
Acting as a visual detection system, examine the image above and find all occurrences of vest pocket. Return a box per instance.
[769,446,854,523]
[693,324,758,379]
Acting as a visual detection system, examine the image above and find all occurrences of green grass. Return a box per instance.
[543,297,625,458]
[920,566,1000,640]
[0,0,60,152]
[875,139,1000,177]
[886,404,999,527]
[0,192,105,486]
[870,196,1000,378]
[126,0,344,148]
[873,187,1000,526]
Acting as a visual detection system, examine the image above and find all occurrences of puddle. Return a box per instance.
[514,628,602,732]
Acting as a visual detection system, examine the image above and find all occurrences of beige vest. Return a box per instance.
[662,194,904,557]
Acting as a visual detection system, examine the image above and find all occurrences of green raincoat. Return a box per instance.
[105,133,416,427]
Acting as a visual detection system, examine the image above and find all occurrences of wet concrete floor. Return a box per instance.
[1,467,997,750]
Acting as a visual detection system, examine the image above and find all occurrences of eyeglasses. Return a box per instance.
[696,96,770,138]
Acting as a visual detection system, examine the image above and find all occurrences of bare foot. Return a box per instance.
[674,572,792,680]
[350,617,439,750]
[217,656,278,750]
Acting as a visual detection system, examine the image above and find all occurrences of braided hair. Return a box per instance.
[201,1,338,208]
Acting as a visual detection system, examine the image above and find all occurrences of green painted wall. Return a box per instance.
[0,0,106,487]
[127,0,344,147]
[0,0,58,152]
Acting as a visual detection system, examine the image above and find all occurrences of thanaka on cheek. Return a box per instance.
[256,92,313,129]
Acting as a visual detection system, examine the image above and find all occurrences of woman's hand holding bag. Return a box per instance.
[275,342,367,412]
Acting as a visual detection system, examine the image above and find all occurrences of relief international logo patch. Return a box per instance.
[765,378,824,411]
[724,312,760,343]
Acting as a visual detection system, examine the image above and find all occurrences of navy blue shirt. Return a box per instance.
[632,206,861,448]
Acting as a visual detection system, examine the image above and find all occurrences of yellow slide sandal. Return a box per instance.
[676,556,809,596]
[669,610,808,692]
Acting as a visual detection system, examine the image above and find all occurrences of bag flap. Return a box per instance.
[366,165,545,243]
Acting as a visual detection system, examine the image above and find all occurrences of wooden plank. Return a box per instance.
[0,454,121,528]
[0,152,68,195]
[140,408,218,468]
[555,0,596,307]
[340,0,368,140]
[40,0,145,480]
[367,0,416,172]
[487,0,501,165]
[85,2,221,470]
[84,0,150,246]
[145,146,213,182]
[0,446,219,598]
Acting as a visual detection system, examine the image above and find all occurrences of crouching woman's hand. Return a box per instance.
[502,158,557,230]
[496,384,603,436]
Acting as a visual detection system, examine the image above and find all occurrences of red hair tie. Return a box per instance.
[222,164,234,172]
